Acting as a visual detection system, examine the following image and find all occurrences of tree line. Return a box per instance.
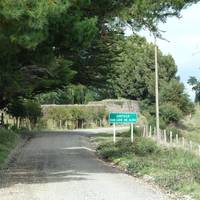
[0,0,199,127]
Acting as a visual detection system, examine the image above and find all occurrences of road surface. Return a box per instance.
[0,131,170,200]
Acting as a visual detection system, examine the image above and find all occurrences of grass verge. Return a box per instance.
[91,132,200,199]
[0,128,20,167]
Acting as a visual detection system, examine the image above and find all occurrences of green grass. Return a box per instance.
[0,128,19,167]
[180,105,200,143]
[92,132,200,199]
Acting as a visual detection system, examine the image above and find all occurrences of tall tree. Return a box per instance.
[107,35,193,124]
[0,0,199,110]
[188,76,200,103]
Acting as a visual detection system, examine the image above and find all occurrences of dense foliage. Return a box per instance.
[40,105,108,129]
[0,0,199,110]
[188,76,200,103]
[7,99,42,128]
[104,35,194,125]
[36,84,97,104]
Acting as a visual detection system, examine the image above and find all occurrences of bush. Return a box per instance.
[133,137,160,156]
[97,143,120,160]
[0,128,17,145]
[160,103,183,124]
[127,158,147,174]
[24,100,42,128]
[0,128,19,166]
[97,137,160,160]
[43,105,108,129]
[7,99,42,129]
[118,127,142,137]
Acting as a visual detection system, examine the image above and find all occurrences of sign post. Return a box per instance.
[131,123,134,143]
[109,112,138,144]
[113,123,116,144]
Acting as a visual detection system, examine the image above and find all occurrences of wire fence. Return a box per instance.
[142,125,200,157]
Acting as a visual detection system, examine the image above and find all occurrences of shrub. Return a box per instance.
[97,143,120,160]
[133,137,160,156]
[160,103,183,124]
[24,100,42,127]
[42,105,108,129]
[0,128,18,146]
[127,159,147,174]
[97,137,160,160]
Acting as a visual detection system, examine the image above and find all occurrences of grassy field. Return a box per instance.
[90,131,200,199]
[0,128,19,167]
[179,105,200,143]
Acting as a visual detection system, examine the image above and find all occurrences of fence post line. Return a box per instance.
[170,131,173,144]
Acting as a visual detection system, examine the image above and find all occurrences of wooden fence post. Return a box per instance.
[198,145,200,156]
[145,126,148,137]
[182,137,185,147]
[189,141,193,151]
[170,131,173,144]
[149,125,152,137]
[176,134,179,145]
[143,126,146,137]
[59,120,62,129]
[164,130,167,143]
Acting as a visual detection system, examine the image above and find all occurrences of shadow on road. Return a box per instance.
[0,131,118,189]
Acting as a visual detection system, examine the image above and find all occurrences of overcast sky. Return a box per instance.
[128,2,200,100]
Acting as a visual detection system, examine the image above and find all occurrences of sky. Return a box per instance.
[127,2,200,100]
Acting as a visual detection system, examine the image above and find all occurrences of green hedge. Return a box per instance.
[39,105,108,130]
[0,128,19,167]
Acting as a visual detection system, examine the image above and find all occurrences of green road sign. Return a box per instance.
[109,112,138,124]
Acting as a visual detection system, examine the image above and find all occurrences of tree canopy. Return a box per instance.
[0,0,199,111]
[188,76,200,103]
[103,35,194,125]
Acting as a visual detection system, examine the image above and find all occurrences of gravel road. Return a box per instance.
[0,131,170,200]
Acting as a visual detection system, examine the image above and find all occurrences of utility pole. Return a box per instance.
[154,35,160,139]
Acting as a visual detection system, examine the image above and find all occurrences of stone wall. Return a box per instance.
[88,99,140,113]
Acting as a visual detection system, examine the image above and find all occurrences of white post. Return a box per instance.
[146,125,148,137]
[143,125,146,137]
[164,130,167,143]
[176,134,179,145]
[170,131,173,144]
[149,125,152,137]
[131,124,134,143]
[182,137,185,147]
[113,123,116,144]
[189,141,193,151]
[198,145,200,156]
